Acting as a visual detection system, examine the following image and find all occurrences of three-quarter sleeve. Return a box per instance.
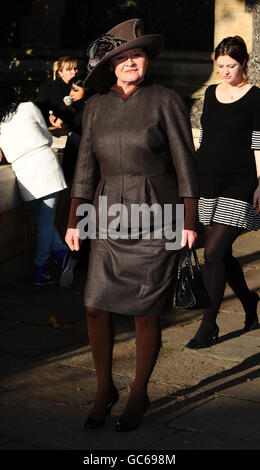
[251,131,260,149]
[67,197,89,228]
[199,126,203,145]
[183,197,199,231]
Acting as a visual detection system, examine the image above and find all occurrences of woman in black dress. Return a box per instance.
[61,73,88,184]
[186,36,260,349]
[59,74,92,287]
[65,19,199,431]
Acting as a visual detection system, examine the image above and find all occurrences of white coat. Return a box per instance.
[0,102,67,201]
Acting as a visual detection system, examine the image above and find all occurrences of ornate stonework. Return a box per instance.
[247,1,260,86]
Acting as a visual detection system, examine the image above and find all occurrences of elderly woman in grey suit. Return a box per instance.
[65,19,199,432]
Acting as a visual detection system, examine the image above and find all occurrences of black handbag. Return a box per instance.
[174,245,211,309]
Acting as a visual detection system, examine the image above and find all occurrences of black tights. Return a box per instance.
[195,223,251,340]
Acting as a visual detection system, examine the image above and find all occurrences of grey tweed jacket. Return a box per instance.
[71,83,199,218]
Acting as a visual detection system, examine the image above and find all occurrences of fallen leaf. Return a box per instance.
[177,395,185,401]
[47,316,60,328]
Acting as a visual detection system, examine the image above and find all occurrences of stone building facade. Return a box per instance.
[1,1,259,128]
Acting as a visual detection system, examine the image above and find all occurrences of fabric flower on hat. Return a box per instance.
[86,34,126,71]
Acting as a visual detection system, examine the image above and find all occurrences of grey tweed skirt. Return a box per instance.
[84,236,179,316]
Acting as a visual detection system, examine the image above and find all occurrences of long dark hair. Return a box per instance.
[0,82,20,124]
[214,36,249,81]
[69,73,96,99]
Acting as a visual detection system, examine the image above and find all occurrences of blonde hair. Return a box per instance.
[52,56,78,80]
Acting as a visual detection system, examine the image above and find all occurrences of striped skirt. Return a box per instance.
[198,196,260,231]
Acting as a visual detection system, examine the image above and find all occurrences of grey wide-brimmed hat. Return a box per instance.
[84,18,164,88]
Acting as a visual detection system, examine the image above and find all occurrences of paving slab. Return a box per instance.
[1,302,85,328]
[0,394,176,450]
[162,317,260,360]
[0,352,37,374]
[186,333,260,363]
[221,374,260,402]
[0,324,87,358]
[154,347,232,388]
[168,396,260,442]
[148,430,260,450]
[55,335,234,390]
[1,365,96,408]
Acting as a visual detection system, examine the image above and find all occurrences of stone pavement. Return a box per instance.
[0,230,260,454]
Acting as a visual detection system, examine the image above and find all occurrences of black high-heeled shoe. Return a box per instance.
[84,388,119,429]
[244,292,259,332]
[186,325,219,349]
[115,395,150,432]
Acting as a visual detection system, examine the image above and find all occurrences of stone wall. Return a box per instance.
[214,0,253,53]
[0,165,35,285]
[247,0,260,86]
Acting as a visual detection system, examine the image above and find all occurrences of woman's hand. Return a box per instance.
[253,183,260,216]
[65,228,81,251]
[49,114,65,128]
[181,229,198,249]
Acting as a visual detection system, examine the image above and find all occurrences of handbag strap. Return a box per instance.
[189,246,201,272]
[177,245,201,280]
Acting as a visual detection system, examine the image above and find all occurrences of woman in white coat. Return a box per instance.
[0,81,70,285]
